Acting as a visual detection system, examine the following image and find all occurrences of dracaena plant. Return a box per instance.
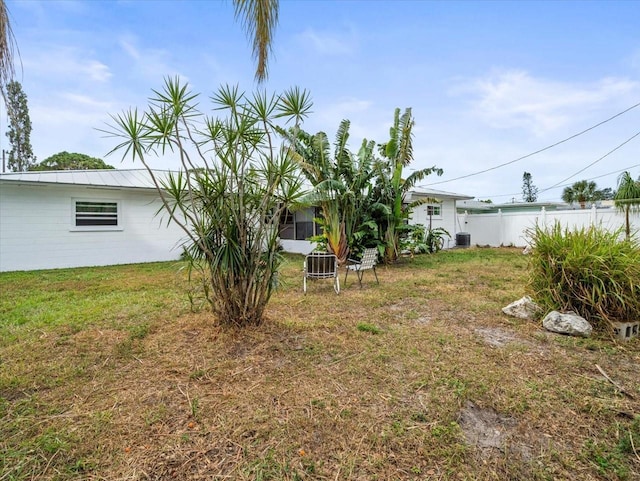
[104,77,311,326]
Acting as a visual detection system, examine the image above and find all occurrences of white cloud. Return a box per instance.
[456,70,640,136]
[118,36,142,61]
[59,92,113,110]
[297,28,357,56]
[29,103,112,160]
[311,98,378,139]
[85,60,112,82]
[117,34,186,82]
[23,46,112,83]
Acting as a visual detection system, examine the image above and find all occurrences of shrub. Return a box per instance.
[527,222,640,330]
[403,225,450,254]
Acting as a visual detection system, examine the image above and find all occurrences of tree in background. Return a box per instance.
[5,80,36,171]
[105,78,311,327]
[596,187,615,200]
[614,171,640,239]
[561,180,602,209]
[30,151,114,171]
[521,171,538,202]
[372,108,442,263]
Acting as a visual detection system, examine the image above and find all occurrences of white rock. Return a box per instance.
[542,311,592,338]
[502,296,541,320]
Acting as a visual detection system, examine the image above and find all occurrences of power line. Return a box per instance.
[421,100,640,187]
[538,129,640,193]
[570,163,640,183]
[476,162,640,200]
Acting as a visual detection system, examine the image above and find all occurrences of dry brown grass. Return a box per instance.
[1,248,639,480]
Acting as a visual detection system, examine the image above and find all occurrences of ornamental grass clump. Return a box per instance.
[527,222,640,330]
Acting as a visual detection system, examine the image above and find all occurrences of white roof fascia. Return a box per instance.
[407,187,474,201]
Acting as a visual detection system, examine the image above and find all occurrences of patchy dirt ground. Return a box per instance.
[1,249,639,480]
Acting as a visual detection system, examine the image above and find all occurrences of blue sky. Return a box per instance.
[6,0,640,201]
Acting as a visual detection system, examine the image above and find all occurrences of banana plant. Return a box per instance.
[282,120,376,263]
[373,108,443,263]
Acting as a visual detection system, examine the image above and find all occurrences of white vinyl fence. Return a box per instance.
[457,206,639,248]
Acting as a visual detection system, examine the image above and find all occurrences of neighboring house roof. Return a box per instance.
[0,169,169,190]
[457,200,571,213]
[456,200,495,211]
[406,187,474,202]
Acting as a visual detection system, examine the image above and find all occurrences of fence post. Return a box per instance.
[590,204,597,226]
[498,209,503,246]
[541,206,546,228]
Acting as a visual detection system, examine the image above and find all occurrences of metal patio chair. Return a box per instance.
[344,247,379,288]
[303,252,340,294]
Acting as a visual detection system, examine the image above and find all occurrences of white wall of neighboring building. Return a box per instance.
[410,198,463,249]
[458,206,638,248]
[0,182,185,272]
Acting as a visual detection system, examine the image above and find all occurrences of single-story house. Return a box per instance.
[278,187,474,254]
[0,170,473,272]
[0,169,186,272]
[405,187,474,248]
[277,206,321,255]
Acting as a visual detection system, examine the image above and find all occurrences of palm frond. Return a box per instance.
[0,0,19,104]
[403,166,443,191]
[233,0,279,82]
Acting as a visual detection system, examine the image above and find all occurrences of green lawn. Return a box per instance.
[1,248,638,480]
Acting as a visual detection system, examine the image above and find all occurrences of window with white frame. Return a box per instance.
[278,207,320,240]
[72,199,122,230]
[426,204,442,218]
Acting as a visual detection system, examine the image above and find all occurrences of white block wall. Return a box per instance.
[457,206,638,248]
[280,239,315,254]
[0,183,186,272]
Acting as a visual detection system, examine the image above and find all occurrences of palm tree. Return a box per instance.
[561,180,601,209]
[614,171,640,239]
[373,108,442,263]
[234,0,279,82]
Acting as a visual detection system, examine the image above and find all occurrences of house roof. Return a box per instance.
[0,169,168,190]
[0,170,476,203]
[407,186,474,201]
